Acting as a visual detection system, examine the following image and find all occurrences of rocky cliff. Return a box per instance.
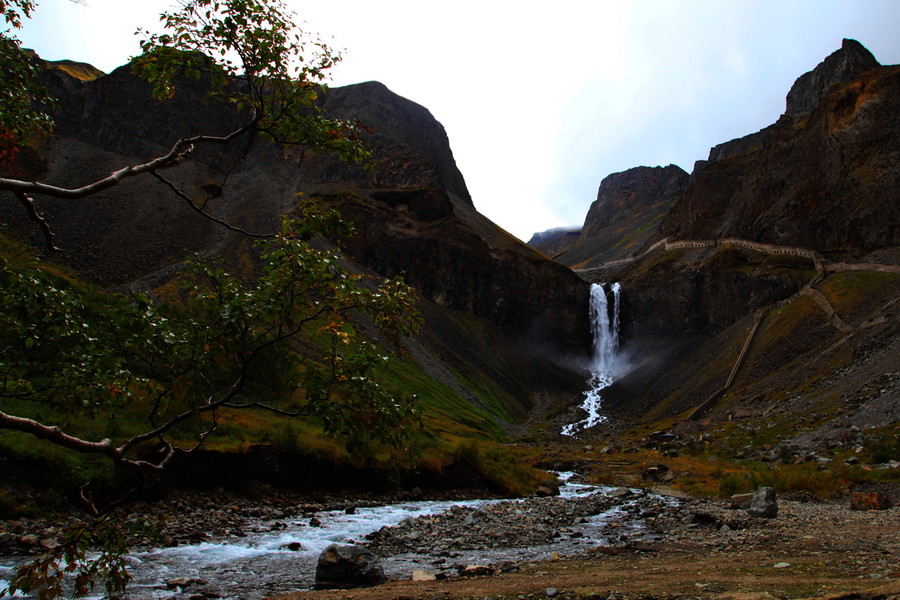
[578,40,900,457]
[527,227,581,258]
[549,165,690,269]
[658,39,898,254]
[515,39,899,467]
[0,59,592,430]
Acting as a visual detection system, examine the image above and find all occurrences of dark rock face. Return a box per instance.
[708,40,877,164]
[785,38,879,118]
[314,544,386,589]
[581,165,690,240]
[548,165,690,270]
[318,81,472,204]
[527,227,581,257]
[707,127,770,163]
[659,41,898,253]
[619,254,808,343]
[0,58,592,425]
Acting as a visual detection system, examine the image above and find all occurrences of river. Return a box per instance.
[1,474,670,599]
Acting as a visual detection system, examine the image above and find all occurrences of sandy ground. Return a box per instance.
[275,497,898,600]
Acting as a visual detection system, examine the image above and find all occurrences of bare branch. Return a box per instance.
[0,409,118,458]
[0,122,257,199]
[150,170,272,237]
[78,483,100,516]
[14,191,58,250]
[116,378,244,456]
[221,400,311,417]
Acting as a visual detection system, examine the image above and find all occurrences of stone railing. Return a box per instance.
[574,236,830,276]
[568,234,896,422]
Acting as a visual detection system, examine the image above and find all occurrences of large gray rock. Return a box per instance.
[747,486,778,518]
[314,544,386,590]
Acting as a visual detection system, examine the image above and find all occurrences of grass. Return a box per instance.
[571,442,889,500]
[1,230,552,509]
[47,60,105,81]
[819,270,900,323]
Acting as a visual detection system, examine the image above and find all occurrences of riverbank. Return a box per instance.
[276,493,899,600]
[2,480,897,600]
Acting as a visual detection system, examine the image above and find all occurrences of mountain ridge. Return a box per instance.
[549,39,900,468]
[0,56,592,445]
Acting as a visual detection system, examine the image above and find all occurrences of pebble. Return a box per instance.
[366,489,673,558]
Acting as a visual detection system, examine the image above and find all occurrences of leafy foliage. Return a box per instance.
[0,0,53,172]
[0,1,426,595]
[4,516,131,600]
[0,201,421,469]
[0,203,421,596]
[133,0,372,162]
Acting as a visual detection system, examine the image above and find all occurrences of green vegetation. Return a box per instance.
[0,0,53,172]
[0,0,457,596]
[446,440,544,496]
[46,60,105,81]
[819,270,900,322]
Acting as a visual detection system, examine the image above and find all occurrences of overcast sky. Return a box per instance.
[15,0,900,241]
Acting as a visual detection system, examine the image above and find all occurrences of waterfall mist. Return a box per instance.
[562,282,624,436]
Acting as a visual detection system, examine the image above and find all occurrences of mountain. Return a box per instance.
[659,39,896,253]
[0,59,592,449]
[549,165,690,270]
[562,39,899,463]
[527,227,581,258]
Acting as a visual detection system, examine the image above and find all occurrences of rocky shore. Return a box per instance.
[2,481,898,599]
[0,488,439,556]
[364,488,670,559]
[280,490,899,600]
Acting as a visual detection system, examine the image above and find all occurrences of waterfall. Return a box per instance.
[561,282,621,436]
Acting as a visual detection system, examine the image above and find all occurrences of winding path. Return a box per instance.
[572,236,899,421]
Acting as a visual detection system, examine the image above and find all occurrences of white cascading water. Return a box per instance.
[0,473,612,600]
[561,282,620,436]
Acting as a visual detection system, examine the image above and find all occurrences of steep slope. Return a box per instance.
[572,40,899,461]
[527,227,581,258]
[0,60,591,439]
[552,165,690,269]
[658,39,897,254]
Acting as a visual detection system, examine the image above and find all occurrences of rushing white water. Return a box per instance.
[0,474,620,600]
[561,282,621,436]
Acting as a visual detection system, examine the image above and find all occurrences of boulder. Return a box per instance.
[747,486,778,518]
[641,464,675,483]
[460,565,495,577]
[850,492,892,511]
[411,569,436,581]
[535,478,561,497]
[729,493,754,509]
[314,544,387,590]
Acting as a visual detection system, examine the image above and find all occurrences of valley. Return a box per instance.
[0,18,897,600]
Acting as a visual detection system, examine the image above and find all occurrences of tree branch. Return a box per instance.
[0,121,258,199]
[221,400,311,417]
[14,191,58,249]
[150,170,273,238]
[0,409,118,458]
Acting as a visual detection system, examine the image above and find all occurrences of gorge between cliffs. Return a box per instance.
[0,27,898,600]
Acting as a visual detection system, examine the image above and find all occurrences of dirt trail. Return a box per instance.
[275,497,899,600]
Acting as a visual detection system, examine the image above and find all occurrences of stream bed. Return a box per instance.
[1,474,678,599]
